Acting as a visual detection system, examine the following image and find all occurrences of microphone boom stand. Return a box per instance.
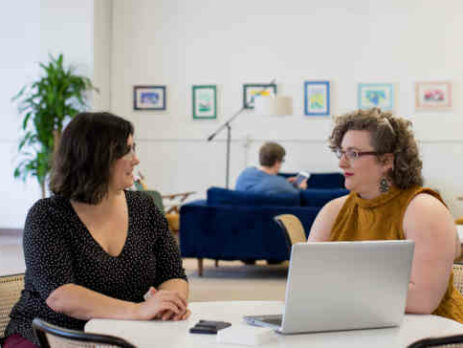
[206,79,276,188]
[207,106,246,188]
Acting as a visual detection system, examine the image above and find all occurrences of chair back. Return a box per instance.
[274,214,307,248]
[141,190,165,213]
[32,318,136,348]
[407,334,463,347]
[0,273,24,339]
[453,264,463,294]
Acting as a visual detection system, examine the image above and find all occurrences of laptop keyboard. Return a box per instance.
[264,317,282,326]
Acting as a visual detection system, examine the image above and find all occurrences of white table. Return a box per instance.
[85,301,463,347]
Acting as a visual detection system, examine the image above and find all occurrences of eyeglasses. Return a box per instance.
[333,148,379,161]
[123,143,137,159]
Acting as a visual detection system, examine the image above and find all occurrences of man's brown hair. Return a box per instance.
[259,142,286,167]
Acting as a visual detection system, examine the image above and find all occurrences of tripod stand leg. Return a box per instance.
[225,123,231,188]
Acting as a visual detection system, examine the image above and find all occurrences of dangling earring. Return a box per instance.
[379,177,390,193]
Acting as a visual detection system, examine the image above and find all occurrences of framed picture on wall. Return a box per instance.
[304,81,330,116]
[358,83,394,111]
[192,85,217,119]
[415,81,452,110]
[133,85,166,110]
[243,83,277,109]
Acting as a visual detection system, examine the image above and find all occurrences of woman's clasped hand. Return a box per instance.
[136,289,190,321]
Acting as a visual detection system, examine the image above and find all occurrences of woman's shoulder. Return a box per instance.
[24,196,72,240]
[27,195,70,218]
[125,190,154,204]
[308,194,350,241]
[325,193,350,211]
[403,187,455,241]
[312,194,349,222]
[402,186,445,211]
[125,190,162,214]
[405,188,447,216]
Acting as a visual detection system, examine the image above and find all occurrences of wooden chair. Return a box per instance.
[457,196,463,225]
[32,318,136,348]
[453,264,463,294]
[273,214,308,248]
[0,273,24,340]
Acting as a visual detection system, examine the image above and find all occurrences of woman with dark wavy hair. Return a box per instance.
[4,112,189,348]
[308,108,463,323]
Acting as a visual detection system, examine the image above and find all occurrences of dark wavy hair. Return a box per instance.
[259,142,286,167]
[50,112,134,204]
[329,108,423,189]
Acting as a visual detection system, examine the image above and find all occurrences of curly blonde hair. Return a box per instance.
[329,108,423,189]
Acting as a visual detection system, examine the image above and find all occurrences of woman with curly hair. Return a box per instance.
[308,108,463,322]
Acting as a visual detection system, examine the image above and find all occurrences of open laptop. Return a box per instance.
[243,240,414,334]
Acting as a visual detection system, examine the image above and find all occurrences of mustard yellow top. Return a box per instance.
[329,185,463,323]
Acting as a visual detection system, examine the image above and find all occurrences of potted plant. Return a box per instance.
[13,54,96,198]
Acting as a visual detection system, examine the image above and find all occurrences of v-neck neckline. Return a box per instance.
[68,191,131,259]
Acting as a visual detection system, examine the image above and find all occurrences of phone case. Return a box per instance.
[189,326,218,334]
[189,320,232,334]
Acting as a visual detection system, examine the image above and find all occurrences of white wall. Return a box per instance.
[2,0,463,228]
[0,0,94,228]
[93,0,112,111]
[105,0,463,218]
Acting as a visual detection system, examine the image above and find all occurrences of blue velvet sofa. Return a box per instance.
[179,173,348,276]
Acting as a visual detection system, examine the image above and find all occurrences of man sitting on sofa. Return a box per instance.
[235,142,307,195]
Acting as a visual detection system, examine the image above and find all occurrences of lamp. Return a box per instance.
[254,95,293,116]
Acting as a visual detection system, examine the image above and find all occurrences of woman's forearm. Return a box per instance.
[158,278,189,300]
[405,281,444,314]
[46,283,138,321]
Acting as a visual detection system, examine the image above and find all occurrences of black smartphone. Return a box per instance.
[189,320,232,334]
[189,326,219,334]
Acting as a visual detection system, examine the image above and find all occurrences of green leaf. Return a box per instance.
[22,112,32,129]
[13,53,95,189]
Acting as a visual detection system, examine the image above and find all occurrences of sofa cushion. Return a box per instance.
[207,187,300,207]
[307,173,345,189]
[300,188,349,207]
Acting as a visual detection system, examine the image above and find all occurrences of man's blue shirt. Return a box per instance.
[235,167,298,195]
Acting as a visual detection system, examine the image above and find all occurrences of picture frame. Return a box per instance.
[133,85,166,110]
[304,81,330,116]
[243,83,277,109]
[358,83,394,111]
[192,85,217,119]
[415,81,452,110]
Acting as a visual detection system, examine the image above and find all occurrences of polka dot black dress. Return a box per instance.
[4,191,187,345]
